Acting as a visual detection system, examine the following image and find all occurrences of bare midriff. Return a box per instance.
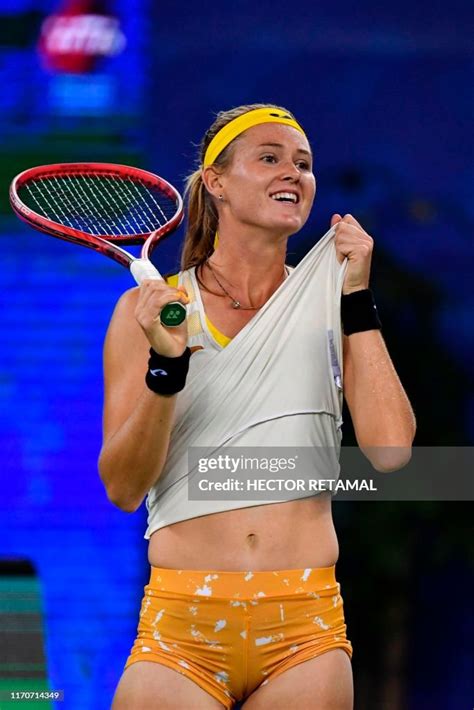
[148,494,339,571]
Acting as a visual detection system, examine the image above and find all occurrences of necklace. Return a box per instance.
[205,259,286,310]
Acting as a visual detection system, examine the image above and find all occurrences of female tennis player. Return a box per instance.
[101,104,416,709]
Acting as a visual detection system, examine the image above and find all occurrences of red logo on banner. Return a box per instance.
[38,0,126,73]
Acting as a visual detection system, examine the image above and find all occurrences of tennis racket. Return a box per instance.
[9,162,187,327]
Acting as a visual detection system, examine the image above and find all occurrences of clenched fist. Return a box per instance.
[331,214,374,295]
[134,280,189,358]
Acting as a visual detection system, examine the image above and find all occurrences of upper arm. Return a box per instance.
[102,287,150,445]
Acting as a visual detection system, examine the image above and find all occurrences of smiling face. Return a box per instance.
[212,122,316,239]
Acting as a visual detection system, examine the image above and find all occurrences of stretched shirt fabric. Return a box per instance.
[145,226,347,538]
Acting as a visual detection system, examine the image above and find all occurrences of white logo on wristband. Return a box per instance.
[150,369,168,377]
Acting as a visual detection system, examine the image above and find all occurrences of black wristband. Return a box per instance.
[341,289,382,336]
[145,347,191,395]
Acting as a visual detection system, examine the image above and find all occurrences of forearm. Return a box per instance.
[98,388,177,511]
[343,330,416,469]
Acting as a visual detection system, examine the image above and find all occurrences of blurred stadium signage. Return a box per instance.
[39,0,126,73]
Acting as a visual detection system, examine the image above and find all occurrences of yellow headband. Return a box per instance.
[203,107,306,167]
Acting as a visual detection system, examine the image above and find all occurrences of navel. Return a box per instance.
[246,533,258,546]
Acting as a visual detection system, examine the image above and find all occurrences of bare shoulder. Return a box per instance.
[109,286,140,322]
[106,287,143,344]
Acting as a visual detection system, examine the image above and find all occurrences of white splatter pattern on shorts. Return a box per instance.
[190,624,223,650]
[255,633,285,646]
[313,616,330,630]
[152,609,165,626]
[215,670,230,685]
[230,600,247,609]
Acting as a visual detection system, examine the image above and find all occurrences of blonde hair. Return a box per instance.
[180,103,297,271]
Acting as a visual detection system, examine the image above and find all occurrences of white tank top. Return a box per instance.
[144,227,346,539]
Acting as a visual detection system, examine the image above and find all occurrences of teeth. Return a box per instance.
[271,192,298,203]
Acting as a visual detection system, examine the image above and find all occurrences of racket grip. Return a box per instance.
[130,258,163,283]
[130,258,187,327]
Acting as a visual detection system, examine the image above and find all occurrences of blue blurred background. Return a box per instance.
[0,1,473,708]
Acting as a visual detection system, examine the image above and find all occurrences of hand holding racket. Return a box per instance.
[9,162,187,327]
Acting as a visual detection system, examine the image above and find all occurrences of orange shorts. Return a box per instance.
[124,565,353,709]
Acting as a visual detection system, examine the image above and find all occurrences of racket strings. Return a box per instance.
[25,180,78,233]
[126,179,169,226]
[21,173,177,237]
[100,177,158,234]
[69,176,129,236]
[26,176,115,237]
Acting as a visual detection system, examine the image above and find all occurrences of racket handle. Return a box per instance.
[130,258,187,327]
[130,258,163,283]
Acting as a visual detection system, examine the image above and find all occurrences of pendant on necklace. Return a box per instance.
[232,301,241,309]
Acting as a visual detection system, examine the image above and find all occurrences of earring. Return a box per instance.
[218,194,223,200]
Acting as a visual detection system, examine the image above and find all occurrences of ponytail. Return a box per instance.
[180,169,217,270]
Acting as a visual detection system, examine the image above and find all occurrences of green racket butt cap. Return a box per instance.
[160,302,187,327]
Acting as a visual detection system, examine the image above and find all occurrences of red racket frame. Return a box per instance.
[9,162,184,269]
